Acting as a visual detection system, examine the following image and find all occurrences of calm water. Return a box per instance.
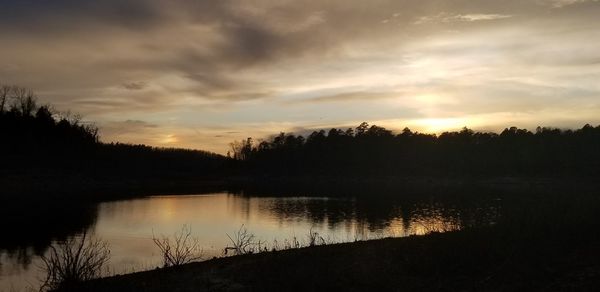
[0,192,499,291]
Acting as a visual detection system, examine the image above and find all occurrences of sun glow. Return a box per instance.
[160,134,178,144]
[412,117,469,133]
[414,94,443,104]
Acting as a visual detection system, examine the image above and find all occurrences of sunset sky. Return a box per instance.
[1,0,599,153]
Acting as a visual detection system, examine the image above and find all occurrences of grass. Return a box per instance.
[67,227,600,291]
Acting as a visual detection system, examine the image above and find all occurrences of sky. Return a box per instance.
[1,0,599,153]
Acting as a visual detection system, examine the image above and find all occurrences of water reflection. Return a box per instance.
[0,192,500,290]
[0,201,99,268]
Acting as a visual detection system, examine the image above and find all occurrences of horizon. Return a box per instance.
[109,121,599,154]
[1,0,599,154]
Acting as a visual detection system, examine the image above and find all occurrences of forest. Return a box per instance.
[3,85,600,183]
[0,85,228,181]
[230,122,600,177]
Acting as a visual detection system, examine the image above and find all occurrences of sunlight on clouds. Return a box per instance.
[1,0,599,152]
[414,13,513,25]
[160,134,179,145]
[409,118,469,133]
[413,94,448,105]
[370,105,600,137]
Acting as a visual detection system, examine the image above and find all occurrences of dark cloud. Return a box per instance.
[122,82,148,90]
[1,0,599,151]
[122,120,158,128]
[0,1,165,39]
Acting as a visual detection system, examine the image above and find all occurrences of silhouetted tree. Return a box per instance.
[0,85,10,113]
[0,84,228,180]
[230,137,254,161]
[230,122,600,177]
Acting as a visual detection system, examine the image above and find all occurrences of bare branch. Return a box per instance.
[152,224,203,268]
[223,224,261,255]
[39,232,110,291]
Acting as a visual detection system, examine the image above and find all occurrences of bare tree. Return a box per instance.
[39,232,110,291]
[224,224,262,255]
[6,86,37,116]
[56,110,83,126]
[229,137,253,160]
[84,123,100,142]
[0,85,10,113]
[152,224,204,268]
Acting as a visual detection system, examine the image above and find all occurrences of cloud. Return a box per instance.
[101,120,158,135]
[122,82,148,90]
[299,91,400,103]
[458,14,514,21]
[1,0,599,151]
[99,119,166,147]
[540,0,599,8]
[414,13,513,25]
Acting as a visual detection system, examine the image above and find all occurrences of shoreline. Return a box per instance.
[71,226,600,291]
[3,173,598,200]
[2,174,598,291]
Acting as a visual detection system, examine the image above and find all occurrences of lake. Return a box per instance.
[0,191,500,290]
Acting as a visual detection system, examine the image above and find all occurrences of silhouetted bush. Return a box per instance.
[40,232,110,291]
[152,225,204,268]
[224,225,263,255]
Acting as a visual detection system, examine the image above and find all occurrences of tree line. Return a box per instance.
[3,84,599,180]
[230,122,600,177]
[0,85,227,179]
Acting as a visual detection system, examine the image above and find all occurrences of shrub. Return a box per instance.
[224,225,262,255]
[39,232,110,291]
[152,224,203,268]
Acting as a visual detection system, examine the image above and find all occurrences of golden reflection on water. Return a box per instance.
[90,194,463,273]
[0,193,466,290]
